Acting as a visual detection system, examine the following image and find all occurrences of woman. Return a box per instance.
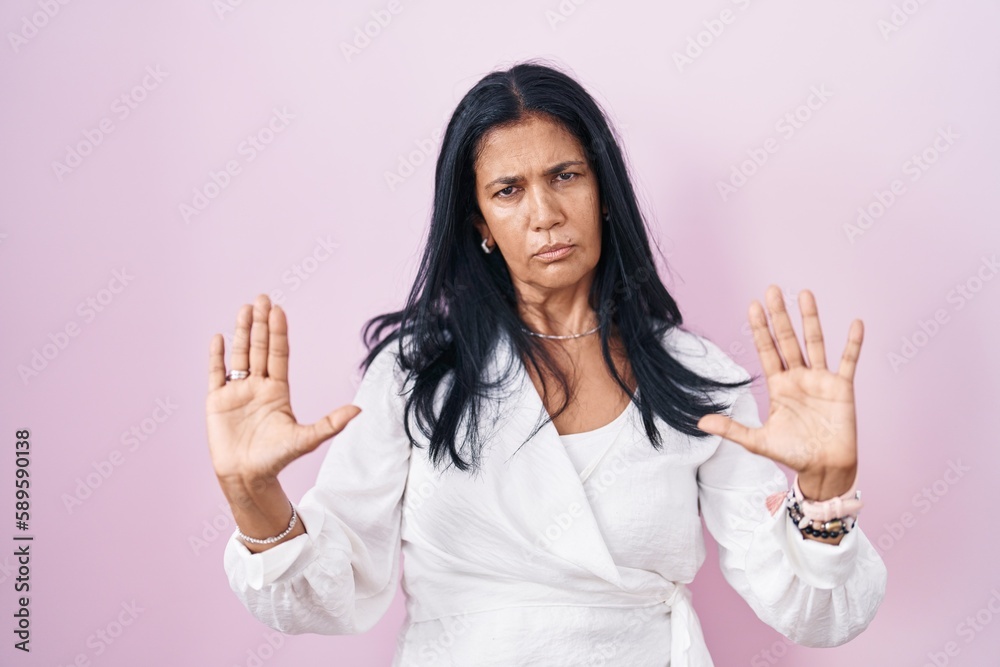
[207,61,887,666]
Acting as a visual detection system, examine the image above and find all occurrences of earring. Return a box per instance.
[603,211,610,221]
[481,237,493,254]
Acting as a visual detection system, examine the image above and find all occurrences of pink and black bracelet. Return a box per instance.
[785,474,864,539]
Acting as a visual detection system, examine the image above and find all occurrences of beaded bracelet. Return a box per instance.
[786,499,857,538]
[785,474,863,539]
[237,500,298,545]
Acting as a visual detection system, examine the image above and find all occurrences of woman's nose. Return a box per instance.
[527,186,564,230]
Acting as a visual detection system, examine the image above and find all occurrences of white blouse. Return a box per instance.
[559,401,632,476]
[222,326,888,666]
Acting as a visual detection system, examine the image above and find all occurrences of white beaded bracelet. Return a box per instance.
[237,501,298,545]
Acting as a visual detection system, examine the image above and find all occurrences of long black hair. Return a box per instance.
[360,59,753,473]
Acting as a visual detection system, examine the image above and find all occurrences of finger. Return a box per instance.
[697,413,765,457]
[208,333,227,391]
[249,294,271,377]
[749,300,784,378]
[798,289,827,370]
[765,284,805,369]
[267,305,289,382]
[230,303,252,373]
[837,319,864,383]
[301,405,363,454]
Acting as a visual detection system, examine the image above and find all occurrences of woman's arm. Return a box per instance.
[222,344,412,635]
[697,386,888,647]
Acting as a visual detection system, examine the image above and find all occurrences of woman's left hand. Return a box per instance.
[697,285,862,501]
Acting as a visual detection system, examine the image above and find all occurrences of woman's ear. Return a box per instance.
[471,212,489,241]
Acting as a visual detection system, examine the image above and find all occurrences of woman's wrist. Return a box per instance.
[235,499,306,553]
[797,465,857,501]
[218,472,281,507]
[218,474,305,553]
[786,471,863,546]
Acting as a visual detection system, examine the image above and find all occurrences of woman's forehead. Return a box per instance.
[476,116,585,172]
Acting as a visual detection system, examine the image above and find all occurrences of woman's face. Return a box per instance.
[472,114,604,296]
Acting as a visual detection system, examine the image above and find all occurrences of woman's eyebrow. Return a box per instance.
[482,160,586,191]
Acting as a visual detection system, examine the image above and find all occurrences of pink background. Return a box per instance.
[2,1,999,665]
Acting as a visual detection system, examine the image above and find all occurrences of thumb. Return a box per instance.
[697,413,761,455]
[301,404,363,453]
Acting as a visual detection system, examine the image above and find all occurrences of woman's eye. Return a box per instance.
[495,174,575,198]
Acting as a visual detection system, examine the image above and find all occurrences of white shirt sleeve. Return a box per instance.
[222,344,411,635]
[696,386,888,648]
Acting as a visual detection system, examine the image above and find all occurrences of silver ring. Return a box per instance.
[225,369,250,382]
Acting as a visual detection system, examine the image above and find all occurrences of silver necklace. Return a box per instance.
[520,323,601,340]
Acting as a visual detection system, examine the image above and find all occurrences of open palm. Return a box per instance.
[206,295,361,491]
[697,285,862,501]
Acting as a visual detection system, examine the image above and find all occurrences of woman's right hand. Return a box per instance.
[206,294,362,499]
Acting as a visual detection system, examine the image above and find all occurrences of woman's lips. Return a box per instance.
[535,245,574,261]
